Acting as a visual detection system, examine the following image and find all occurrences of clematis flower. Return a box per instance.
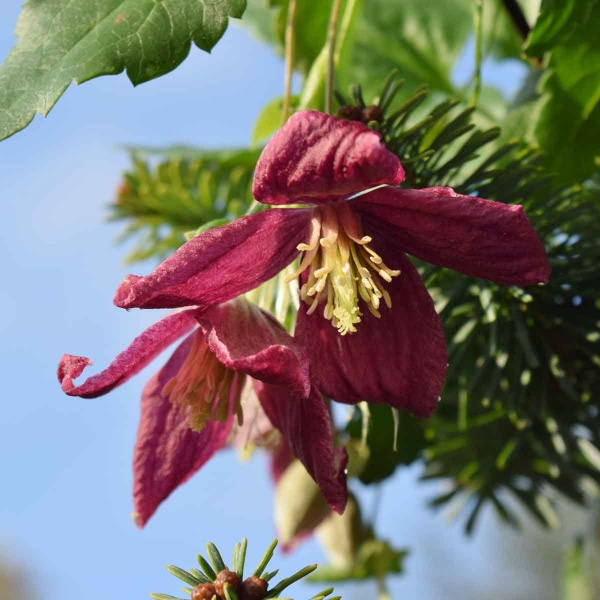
[113,110,550,417]
[58,299,348,526]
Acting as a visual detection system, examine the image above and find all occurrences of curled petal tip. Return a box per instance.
[57,354,93,394]
[113,275,141,308]
[56,310,198,399]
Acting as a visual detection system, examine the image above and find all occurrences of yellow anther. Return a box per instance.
[314,266,332,278]
[297,242,315,251]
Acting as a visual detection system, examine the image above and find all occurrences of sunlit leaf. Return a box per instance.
[0,0,245,140]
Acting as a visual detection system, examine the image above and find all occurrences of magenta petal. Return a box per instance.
[133,335,233,527]
[255,381,348,514]
[197,299,311,397]
[353,186,550,286]
[295,253,447,418]
[58,309,199,398]
[253,111,405,206]
[114,208,312,310]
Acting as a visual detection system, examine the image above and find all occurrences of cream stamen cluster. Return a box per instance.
[162,331,245,430]
[286,203,400,335]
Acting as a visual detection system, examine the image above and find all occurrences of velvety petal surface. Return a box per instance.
[295,252,447,418]
[255,381,348,514]
[58,309,198,398]
[270,437,294,483]
[253,111,405,206]
[114,208,312,310]
[197,299,311,397]
[353,186,550,286]
[133,335,233,528]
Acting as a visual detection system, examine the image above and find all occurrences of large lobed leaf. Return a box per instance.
[242,0,473,100]
[0,0,246,141]
[532,1,600,184]
[242,0,349,75]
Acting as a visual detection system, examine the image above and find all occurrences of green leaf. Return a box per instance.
[243,0,474,101]
[534,1,600,183]
[346,0,474,100]
[273,0,337,74]
[481,0,540,61]
[252,97,285,144]
[242,0,338,74]
[525,0,597,56]
[165,565,201,587]
[252,95,298,143]
[345,404,425,484]
[0,0,246,141]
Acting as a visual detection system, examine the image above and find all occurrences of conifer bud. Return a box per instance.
[191,582,218,600]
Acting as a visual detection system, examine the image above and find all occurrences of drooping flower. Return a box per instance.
[113,110,550,417]
[58,299,347,526]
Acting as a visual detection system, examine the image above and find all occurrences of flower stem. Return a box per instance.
[325,0,343,114]
[281,0,298,124]
[472,0,483,107]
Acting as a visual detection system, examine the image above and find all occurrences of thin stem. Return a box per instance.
[281,0,298,124]
[472,0,483,107]
[325,0,343,114]
[501,0,530,42]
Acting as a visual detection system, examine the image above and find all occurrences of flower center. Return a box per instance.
[286,203,400,335]
[162,331,245,431]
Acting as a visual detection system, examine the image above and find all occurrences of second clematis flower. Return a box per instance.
[114,110,550,417]
[58,299,347,526]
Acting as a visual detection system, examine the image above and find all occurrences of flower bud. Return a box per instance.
[316,494,369,569]
[275,459,330,548]
[336,105,363,122]
[361,105,384,124]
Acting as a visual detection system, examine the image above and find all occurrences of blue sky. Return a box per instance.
[0,4,587,599]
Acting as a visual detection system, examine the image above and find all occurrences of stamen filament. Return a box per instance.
[163,332,246,431]
[290,204,401,334]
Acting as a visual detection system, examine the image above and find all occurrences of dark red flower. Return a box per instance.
[58,299,347,526]
[113,111,550,417]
